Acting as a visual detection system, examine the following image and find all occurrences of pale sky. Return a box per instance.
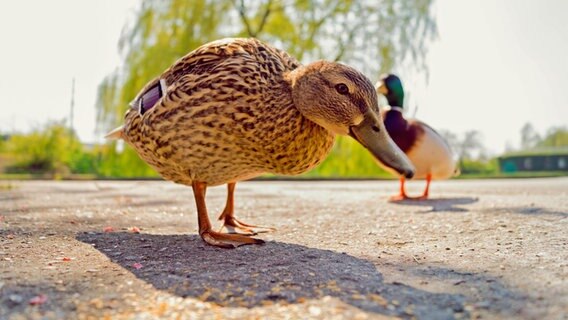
[408,0,568,153]
[0,0,567,154]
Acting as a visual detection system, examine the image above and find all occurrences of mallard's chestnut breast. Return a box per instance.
[382,109,424,153]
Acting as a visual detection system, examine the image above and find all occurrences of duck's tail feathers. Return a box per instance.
[105,126,124,140]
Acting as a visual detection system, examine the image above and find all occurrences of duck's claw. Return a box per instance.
[201,229,264,248]
[219,216,276,235]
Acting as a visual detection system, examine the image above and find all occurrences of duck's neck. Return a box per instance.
[389,106,404,113]
[386,86,404,108]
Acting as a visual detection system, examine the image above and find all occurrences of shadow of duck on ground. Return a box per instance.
[390,197,479,212]
[404,265,526,314]
[77,233,477,319]
[483,206,567,218]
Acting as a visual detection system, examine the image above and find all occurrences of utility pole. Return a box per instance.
[70,77,75,133]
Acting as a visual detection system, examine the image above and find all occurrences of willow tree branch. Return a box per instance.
[232,0,255,37]
[256,0,273,35]
[232,0,274,37]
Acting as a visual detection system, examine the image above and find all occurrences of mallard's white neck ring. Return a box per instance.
[388,106,404,113]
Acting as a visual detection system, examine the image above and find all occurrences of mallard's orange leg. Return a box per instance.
[415,173,432,200]
[192,181,264,248]
[389,174,432,201]
[218,182,275,235]
[389,177,409,201]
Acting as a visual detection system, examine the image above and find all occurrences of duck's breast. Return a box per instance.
[405,121,456,180]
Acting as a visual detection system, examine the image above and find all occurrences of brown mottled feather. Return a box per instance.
[120,38,334,186]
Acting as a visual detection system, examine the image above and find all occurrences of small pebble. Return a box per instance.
[308,306,322,316]
[29,294,48,305]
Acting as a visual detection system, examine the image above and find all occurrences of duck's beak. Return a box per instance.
[349,109,415,178]
[376,81,389,95]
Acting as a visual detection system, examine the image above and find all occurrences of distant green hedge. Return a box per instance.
[6,122,564,180]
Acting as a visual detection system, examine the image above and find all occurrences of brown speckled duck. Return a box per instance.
[107,38,414,248]
[376,74,458,201]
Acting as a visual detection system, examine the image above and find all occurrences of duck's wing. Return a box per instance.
[115,38,301,141]
[128,39,252,116]
[129,38,300,116]
[406,120,458,179]
[162,38,250,84]
[163,38,301,85]
[412,119,454,153]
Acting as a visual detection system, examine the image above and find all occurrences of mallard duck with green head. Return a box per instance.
[107,38,414,248]
[376,74,458,201]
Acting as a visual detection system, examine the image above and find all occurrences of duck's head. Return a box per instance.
[288,61,414,178]
[376,73,404,107]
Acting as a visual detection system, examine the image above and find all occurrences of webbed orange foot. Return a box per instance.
[388,194,410,202]
[389,177,410,202]
[389,194,429,202]
[201,229,264,248]
[219,216,276,235]
[192,181,265,249]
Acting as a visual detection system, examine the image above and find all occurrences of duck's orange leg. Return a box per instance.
[192,181,264,248]
[389,177,409,202]
[218,182,275,235]
[416,173,432,200]
[389,174,432,201]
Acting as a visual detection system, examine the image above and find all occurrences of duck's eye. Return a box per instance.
[335,83,349,95]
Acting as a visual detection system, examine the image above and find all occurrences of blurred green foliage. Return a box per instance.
[0,136,5,153]
[537,126,568,148]
[459,158,498,176]
[520,123,568,149]
[303,136,392,178]
[2,123,567,179]
[4,121,93,177]
[1,122,160,179]
[95,147,159,178]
